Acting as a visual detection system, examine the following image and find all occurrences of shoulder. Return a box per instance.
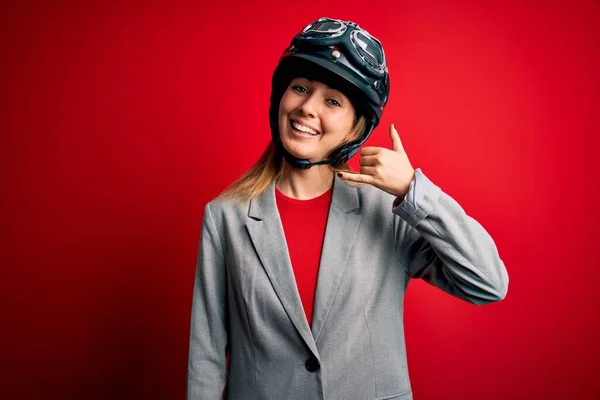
[204,196,247,220]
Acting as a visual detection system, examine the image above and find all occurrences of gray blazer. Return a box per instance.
[187,168,508,400]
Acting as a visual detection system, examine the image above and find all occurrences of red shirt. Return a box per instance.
[275,186,333,327]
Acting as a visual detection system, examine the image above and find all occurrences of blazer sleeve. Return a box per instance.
[392,168,509,305]
[187,202,228,399]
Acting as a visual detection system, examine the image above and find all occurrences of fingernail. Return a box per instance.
[337,173,343,177]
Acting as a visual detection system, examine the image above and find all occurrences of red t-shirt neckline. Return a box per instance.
[275,186,333,205]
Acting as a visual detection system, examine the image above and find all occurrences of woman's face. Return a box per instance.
[278,77,356,162]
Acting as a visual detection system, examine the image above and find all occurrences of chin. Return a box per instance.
[282,142,313,160]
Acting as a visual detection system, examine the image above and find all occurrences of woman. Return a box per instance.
[187,17,508,400]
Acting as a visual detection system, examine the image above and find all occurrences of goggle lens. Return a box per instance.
[301,19,345,38]
[352,31,385,70]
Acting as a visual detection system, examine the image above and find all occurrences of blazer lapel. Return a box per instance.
[245,184,318,356]
[311,176,363,342]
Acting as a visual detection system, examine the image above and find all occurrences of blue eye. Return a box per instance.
[327,99,341,107]
[292,85,308,94]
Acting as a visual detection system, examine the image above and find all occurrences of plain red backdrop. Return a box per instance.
[1,0,599,399]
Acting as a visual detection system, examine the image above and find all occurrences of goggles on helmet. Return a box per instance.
[292,17,387,79]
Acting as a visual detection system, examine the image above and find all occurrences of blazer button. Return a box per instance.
[305,356,320,372]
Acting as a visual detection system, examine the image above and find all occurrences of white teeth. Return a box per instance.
[291,121,318,135]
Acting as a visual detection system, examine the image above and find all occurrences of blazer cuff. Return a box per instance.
[392,168,442,227]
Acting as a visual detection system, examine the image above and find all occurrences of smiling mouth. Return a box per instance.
[290,120,320,136]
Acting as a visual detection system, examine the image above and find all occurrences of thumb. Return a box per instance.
[390,123,403,152]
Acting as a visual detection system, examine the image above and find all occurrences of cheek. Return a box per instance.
[278,90,296,114]
[324,112,354,137]
[277,97,289,127]
[344,113,357,138]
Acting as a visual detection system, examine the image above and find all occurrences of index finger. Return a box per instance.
[360,147,382,156]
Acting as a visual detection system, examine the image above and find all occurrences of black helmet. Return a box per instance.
[269,17,390,169]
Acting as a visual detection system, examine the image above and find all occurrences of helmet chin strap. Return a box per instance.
[279,146,340,170]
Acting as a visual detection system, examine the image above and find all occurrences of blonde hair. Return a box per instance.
[217,115,367,204]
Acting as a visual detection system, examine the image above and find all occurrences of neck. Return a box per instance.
[276,164,334,200]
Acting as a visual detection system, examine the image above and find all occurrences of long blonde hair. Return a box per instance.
[217,115,367,204]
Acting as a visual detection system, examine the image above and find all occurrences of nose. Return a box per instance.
[298,93,322,118]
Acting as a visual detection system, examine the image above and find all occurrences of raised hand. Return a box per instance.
[338,124,416,198]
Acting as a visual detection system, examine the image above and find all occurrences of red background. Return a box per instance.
[2,0,599,399]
